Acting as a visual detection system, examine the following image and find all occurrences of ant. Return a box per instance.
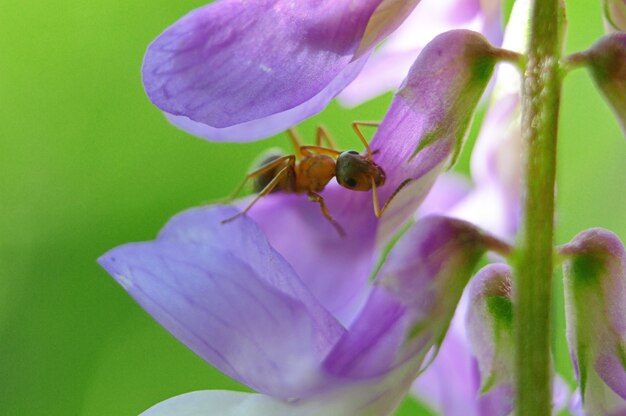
[221,122,411,236]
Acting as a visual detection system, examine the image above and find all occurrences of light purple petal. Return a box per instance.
[412,296,480,416]
[246,30,502,324]
[604,0,626,33]
[99,205,345,400]
[583,34,626,137]
[141,381,417,416]
[416,172,471,218]
[142,0,418,141]
[561,228,626,414]
[340,0,503,106]
[354,0,423,58]
[163,55,370,142]
[323,216,505,379]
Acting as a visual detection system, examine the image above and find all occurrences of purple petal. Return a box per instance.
[412,296,480,416]
[323,216,504,379]
[416,172,471,218]
[162,55,370,142]
[561,228,626,414]
[604,0,626,33]
[584,34,626,136]
[340,0,503,106]
[141,391,300,416]
[246,30,502,323]
[354,0,422,58]
[99,205,345,400]
[142,0,418,141]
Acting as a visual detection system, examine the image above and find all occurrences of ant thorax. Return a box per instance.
[335,150,386,191]
[296,154,336,193]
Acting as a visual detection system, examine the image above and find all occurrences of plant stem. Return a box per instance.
[515,0,564,415]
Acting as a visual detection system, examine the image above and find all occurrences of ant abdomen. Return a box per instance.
[252,149,286,193]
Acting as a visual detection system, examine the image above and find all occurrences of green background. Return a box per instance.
[1,1,624,414]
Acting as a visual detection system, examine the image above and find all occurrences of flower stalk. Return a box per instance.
[515,0,564,414]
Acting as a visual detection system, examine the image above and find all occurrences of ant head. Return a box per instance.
[335,150,386,191]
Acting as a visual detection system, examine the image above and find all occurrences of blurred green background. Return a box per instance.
[1,0,624,414]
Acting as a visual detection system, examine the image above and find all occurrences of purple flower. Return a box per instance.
[239,30,505,323]
[339,0,503,107]
[103,30,512,413]
[142,0,421,141]
[561,228,626,416]
[100,208,506,415]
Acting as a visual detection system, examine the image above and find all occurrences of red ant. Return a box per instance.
[222,122,411,236]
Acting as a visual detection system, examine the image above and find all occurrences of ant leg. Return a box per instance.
[308,192,346,237]
[352,121,380,160]
[371,177,413,218]
[315,125,338,149]
[300,145,341,158]
[286,128,304,160]
[223,155,295,202]
[222,163,295,224]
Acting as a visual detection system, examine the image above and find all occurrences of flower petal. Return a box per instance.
[99,205,345,400]
[323,216,507,379]
[416,172,471,218]
[142,0,409,141]
[412,295,480,416]
[141,383,416,416]
[340,0,503,106]
[245,30,502,324]
[561,228,626,415]
[583,33,626,137]
[140,390,308,416]
[354,0,422,58]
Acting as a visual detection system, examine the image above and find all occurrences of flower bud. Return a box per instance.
[604,0,626,33]
[561,228,626,415]
[466,264,515,415]
[584,34,626,136]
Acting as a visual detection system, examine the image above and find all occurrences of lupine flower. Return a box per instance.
[142,0,422,141]
[102,29,512,414]
[561,228,626,416]
[578,34,626,136]
[339,0,503,107]
[604,0,626,32]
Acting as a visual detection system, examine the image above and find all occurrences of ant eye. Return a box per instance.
[345,177,357,188]
[347,150,359,155]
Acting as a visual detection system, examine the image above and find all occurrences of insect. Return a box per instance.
[221,122,411,236]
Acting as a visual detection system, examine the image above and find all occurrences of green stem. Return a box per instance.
[515,0,564,415]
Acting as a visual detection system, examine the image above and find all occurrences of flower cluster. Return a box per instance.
[102,0,626,415]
